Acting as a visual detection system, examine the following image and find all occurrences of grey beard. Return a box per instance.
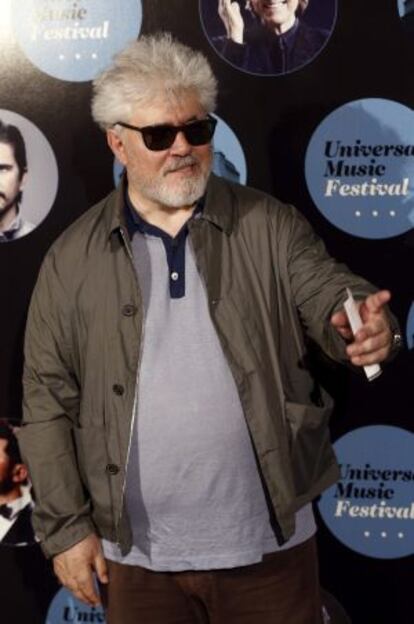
[143,160,211,208]
[153,173,210,207]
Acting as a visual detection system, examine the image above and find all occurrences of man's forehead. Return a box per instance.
[0,141,16,162]
[129,92,206,127]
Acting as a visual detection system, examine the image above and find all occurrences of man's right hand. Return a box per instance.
[218,0,245,43]
[53,534,108,606]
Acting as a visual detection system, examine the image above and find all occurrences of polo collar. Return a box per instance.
[124,188,204,240]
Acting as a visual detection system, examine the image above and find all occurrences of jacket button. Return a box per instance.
[112,384,125,396]
[106,463,120,476]
[122,304,137,317]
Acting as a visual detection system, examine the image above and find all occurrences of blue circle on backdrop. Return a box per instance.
[318,426,414,559]
[407,304,414,350]
[305,99,414,239]
[12,0,142,82]
[113,114,248,187]
[46,587,106,623]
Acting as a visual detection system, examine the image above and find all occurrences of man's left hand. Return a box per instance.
[331,290,393,366]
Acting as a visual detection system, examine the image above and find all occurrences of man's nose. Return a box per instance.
[169,130,192,155]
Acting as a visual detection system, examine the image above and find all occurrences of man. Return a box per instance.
[0,120,35,242]
[19,34,399,624]
[0,420,34,546]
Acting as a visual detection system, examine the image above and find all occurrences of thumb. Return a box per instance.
[330,309,348,327]
[94,553,109,584]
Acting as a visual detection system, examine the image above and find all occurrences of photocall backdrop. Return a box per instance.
[0,1,413,622]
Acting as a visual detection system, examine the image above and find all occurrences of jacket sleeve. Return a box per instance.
[18,248,95,558]
[272,203,396,363]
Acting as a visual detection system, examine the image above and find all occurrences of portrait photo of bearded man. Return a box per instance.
[0,120,35,242]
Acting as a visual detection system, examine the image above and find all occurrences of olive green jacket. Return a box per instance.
[19,174,377,557]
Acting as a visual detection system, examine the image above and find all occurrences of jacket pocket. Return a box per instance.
[73,425,114,532]
[285,400,334,497]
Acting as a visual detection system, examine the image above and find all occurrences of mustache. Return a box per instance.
[164,155,199,174]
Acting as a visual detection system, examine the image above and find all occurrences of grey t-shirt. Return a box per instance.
[103,223,315,570]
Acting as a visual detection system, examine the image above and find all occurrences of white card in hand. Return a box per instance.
[343,288,382,381]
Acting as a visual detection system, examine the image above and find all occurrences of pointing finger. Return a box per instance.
[363,290,391,314]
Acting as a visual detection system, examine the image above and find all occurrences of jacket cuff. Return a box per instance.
[37,517,96,559]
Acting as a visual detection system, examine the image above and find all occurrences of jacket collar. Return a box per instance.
[201,173,236,235]
[104,172,237,239]
[104,174,128,239]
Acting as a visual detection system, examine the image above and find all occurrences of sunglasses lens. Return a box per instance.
[183,119,216,146]
[142,126,177,151]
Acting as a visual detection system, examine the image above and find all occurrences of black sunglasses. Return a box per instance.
[114,115,217,151]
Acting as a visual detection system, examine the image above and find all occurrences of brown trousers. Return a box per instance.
[101,537,323,624]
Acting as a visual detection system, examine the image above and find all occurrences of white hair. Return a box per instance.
[91,33,218,130]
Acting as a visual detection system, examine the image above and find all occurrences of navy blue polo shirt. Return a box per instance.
[124,192,203,299]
